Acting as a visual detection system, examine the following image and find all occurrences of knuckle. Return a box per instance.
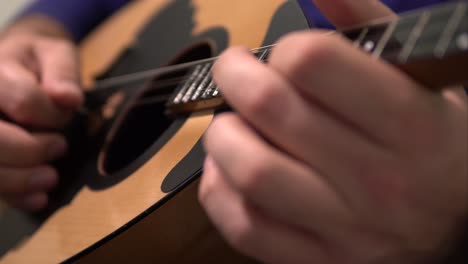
[0,34,28,54]
[207,113,238,141]
[15,136,48,166]
[197,184,209,206]
[403,121,437,150]
[43,38,74,53]
[0,63,39,124]
[0,171,27,195]
[0,61,35,87]
[0,183,21,195]
[390,101,439,150]
[223,219,257,255]
[27,147,48,165]
[359,160,410,210]
[7,87,38,124]
[244,81,282,117]
[39,38,78,72]
[203,117,225,147]
[198,156,224,209]
[198,176,213,206]
[275,32,342,75]
[213,47,249,80]
[237,158,272,195]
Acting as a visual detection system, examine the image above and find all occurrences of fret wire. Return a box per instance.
[434,2,466,58]
[191,64,213,101]
[373,20,398,58]
[182,63,211,103]
[201,81,216,99]
[93,3,463,92]
[353,27,369,47]
[173,65,203,104]
[167,3,468,115]
[398,11,431,63]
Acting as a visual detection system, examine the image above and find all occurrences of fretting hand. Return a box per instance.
[200,0,467,263]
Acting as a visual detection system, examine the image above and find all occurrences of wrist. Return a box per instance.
[3,15,73,41]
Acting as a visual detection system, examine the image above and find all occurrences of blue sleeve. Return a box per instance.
[298,0,452,29]
[19,0,129,41]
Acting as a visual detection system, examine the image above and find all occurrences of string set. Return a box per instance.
[90,45,275,93]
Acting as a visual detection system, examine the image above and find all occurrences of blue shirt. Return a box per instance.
[298,0,450,28]
[21,0,450,41]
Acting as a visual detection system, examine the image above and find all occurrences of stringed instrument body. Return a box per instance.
[0,0,309,263]
[1,0,467,263]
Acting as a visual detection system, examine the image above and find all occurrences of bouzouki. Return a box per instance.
[0,0,467,263]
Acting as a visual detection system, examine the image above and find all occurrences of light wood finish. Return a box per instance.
[76,180,255,263]
[2,112,213,263]
[192,0,286,48]
[80,0,171,88]
[1,0,285,263]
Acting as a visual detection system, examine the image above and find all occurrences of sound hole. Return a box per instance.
[100,42,214,175]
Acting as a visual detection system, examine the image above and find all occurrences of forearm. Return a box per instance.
[16,0,129,41]
[3,14,72,40]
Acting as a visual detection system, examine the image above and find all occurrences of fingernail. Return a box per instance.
[48,138,67,160]
[29,167,58,191]
[22,193,48,211]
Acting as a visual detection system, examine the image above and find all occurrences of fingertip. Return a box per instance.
[214,46,254,73]
[44,80,84,109]
[21,192,48,211]
[28,166,59,192]
[46,135,68,161]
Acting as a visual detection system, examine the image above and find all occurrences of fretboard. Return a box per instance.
[166,1,467,115]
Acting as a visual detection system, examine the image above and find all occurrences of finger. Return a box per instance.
[203,113,353,236]
[199,156,330,264]
[0,121,66,166]
[34,38,83,110]
[0,165,58,195]
[203,123,407,262]
[0,60,74,128]
[312,0,395,28]
[3,192,49,211]
[269,32,440,148]
[212,46,400,209]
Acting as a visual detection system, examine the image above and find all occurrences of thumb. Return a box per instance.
[312,0,396,29]
[34,38,83,110]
